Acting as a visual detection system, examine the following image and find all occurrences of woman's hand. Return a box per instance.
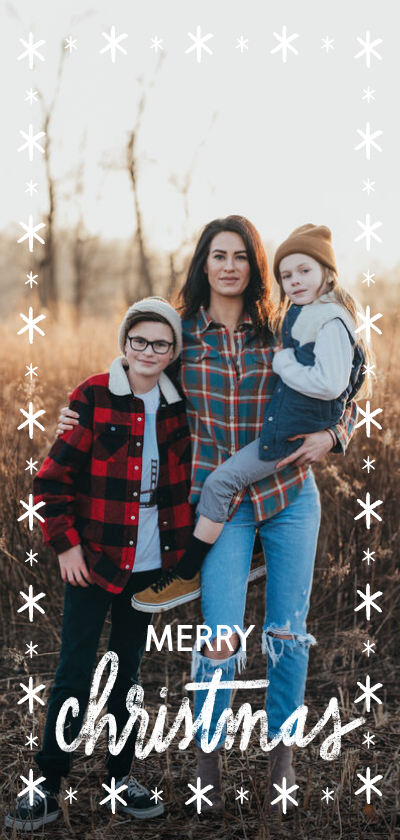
[272,344,284,354]
[58,545,94,587]
[57,406,79,436]
[276,430,335,469]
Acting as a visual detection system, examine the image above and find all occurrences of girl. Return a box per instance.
[132,223,369,614]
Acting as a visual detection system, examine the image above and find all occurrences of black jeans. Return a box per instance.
[35,569,159,791]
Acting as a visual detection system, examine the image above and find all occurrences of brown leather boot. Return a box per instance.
[269,742,297,812]
[195,748,223,812]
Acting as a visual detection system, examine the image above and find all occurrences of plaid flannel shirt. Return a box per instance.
[180,306,357,522]
[33,358,194,594]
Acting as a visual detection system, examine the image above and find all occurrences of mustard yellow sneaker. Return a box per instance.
[131,570,201,613]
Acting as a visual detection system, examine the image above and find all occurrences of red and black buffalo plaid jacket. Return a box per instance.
[33,357,194,594]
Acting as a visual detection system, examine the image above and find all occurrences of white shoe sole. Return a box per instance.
[4,809,60,830]
[107,801,164,819]
[131,587,201,613]
[248,564,266,583]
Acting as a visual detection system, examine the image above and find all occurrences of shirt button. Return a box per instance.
[125,564,130,569]
[129,540,134,546]
[230,415,234,421]
[164,546,170,551]
[131,515,136,520]
[110,426,116,431]
[133,492,138,497]
[277,388,281,393]
[162,520,168,526]
[263,445,268,451]
[137,417,143,422]
[268,416,273,421]
[136,441,141,447]
[134,465,139,470]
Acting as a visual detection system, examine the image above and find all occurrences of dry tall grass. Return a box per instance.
[0,305,399,839]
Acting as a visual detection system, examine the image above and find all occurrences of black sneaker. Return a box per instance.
[5,782,59,831]
[109,775,164,819]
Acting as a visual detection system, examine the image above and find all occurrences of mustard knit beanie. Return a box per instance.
[273,224,337,281]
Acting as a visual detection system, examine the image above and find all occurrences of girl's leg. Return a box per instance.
[258,472,321,738]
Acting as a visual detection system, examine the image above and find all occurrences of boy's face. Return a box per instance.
[124,320,175,381]
[279,253,329,305]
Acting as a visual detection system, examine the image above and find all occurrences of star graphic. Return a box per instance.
[236,37,249,52]
[354,584,382,620]
[355,495,383,529]
[25,181,38,197]
[18,218,46,253]
[355,676,383,712]
[185,777,214,813]
[321,37,334,52]
[363,270,375,287]
[18,495,46,531]
[150,37,163,52]
[18,308,46,343]
[355,32,382,68]
[64,787,78,803]
[362,363,376,379]
[355,307,382,342]
[65,37,77,52]
[363,87,375,103]
[18,403,46,439]
[363,179,375,195]
[100,27,128,63]
[18,125,46,161]
[321,787,335,803]
[26,458,39,474]
[270,776,299,814]
[25,642,38,658]
[271,26,299,63]
[185,27,213,63]
[25,271,38,288]
[362,457,375,473]
[355,124,382,160]
[363,732,376,748]
[100,778,127,813]
[235,786,249,803]
[355,767,383,803]
[18,33,46,69]
[355,402,383,437]
[17,770,47,806]
[26,363,39,379]
[25,733,39,750]
[25,550,38,566]
[354,215,382,251]
[150,787,163,803]
[18,677,46,713]
[26,88,39,105]
[362,548,375,565]
[18,585,46,621]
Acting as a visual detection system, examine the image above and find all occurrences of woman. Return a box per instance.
[58,216,356,813]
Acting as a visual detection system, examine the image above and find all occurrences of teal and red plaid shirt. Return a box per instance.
[180,306,357,522]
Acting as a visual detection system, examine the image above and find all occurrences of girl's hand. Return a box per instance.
[276,430,334,469]
[272,344,284,354]
[57,406,79,436]
[58,545,94,587]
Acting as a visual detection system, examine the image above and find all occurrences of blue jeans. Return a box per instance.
[192,472,321,747]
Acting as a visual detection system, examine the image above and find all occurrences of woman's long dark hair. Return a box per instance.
[177,216,275,340]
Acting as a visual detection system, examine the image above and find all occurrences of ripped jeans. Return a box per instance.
[192,472,321,747]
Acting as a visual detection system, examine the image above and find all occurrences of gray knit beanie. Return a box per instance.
[118,296,182,361]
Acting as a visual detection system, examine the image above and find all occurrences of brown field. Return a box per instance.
[0,305,399,839]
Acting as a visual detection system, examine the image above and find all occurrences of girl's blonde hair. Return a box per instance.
[273,265,374,400]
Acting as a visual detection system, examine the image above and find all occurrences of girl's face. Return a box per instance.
[204,231,251,300]
[279,253,330,305]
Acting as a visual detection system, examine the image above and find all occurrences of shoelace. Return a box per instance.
[117,776,148,796]
[150,570,178,594]
[19,784,50,810]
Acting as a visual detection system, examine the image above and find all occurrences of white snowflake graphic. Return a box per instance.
[100,27,128,62]
[25,273,38,290]
[354,215,382,251]
[355,676,383,712]
[18,34,46,69]
[18,403,46,439]
[26,181,38,197]
[271,27,299,63]
[18,495,46,531]
[354,402,383,437]
[26,363,39,379]
[362,87,375,103]
[17,770,46,806]
[355,33,382,68]
[65,787,78,803]
[18,585,46,621]
[354,584,383,620]
[236,37,249,53]
[25,642,38,658]
[18,677,46,713]
[355,767,382,803]
[65,37,77,52]
[321,37,334,52]
[25,733,39,750]
[362,363,376,379]
[321,787,335,803]
[270,776,299,813]
[362,548,375,565]
[26,459,39,474]
[26,88,39,105]
[185,27,213,63]
[150,37,163,53]
[18,125,46,161]
[25,550,38,566]
[362,179,375,195]
[150,787,163,803]
[355,307,382,342]
[354,494,383,529]
[185,777,214,813]
[363,271,375,287]
[18,218,46,253]
[362,457,375,473]
[100,778,127,813]
[355,124,382,159]
[363,732,376,748]
[235,786,249,803]
[18,308,46,343]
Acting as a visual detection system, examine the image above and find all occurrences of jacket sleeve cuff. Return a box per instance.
[48,528,81,556]
[331,424,347,454]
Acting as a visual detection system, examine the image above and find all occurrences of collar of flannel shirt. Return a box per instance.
[197,305,254,334]
[108,356,183,405]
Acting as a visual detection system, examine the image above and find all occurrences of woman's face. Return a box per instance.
[204,231,251,300]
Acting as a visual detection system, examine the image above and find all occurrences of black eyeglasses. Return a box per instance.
[127,335,174,355]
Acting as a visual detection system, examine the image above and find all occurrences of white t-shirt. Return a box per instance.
[132,383,162,573]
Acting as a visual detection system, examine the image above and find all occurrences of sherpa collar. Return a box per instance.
[108,356,182,404]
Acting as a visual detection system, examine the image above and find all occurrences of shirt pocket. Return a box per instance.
[93,422,130,462]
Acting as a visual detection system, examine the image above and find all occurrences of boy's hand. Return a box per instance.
[57,406,79,436]
[58,545,94,587]
[272,344,284,354]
